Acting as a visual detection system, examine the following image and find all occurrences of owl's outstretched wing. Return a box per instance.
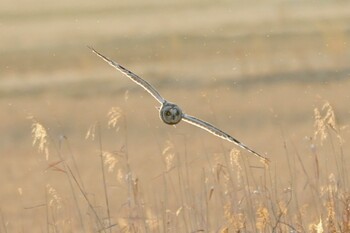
[182,113,269,163]
[89,47,166,104]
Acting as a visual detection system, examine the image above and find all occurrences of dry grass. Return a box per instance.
[14,101,348,232]
[1,0,350,232]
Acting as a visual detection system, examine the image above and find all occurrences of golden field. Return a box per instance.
[1,1,350,232]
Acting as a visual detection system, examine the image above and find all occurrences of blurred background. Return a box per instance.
[1,0,350,232]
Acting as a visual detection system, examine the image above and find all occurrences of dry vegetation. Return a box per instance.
[0,0,350,232]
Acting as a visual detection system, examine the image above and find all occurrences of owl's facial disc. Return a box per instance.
[160,103,183,125]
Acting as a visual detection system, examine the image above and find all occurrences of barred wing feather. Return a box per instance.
[89,47,165,104]
[182,113,269,162]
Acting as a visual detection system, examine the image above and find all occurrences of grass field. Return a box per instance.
[1,1,350,232]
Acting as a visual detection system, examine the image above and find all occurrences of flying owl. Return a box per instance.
[89,47,269,163]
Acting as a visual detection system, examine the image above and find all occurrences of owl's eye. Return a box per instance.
[165,111,171,116]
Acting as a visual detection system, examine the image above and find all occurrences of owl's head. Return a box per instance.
[160,102,183,125]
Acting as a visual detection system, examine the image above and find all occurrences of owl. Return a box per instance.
[89,47,269,163]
